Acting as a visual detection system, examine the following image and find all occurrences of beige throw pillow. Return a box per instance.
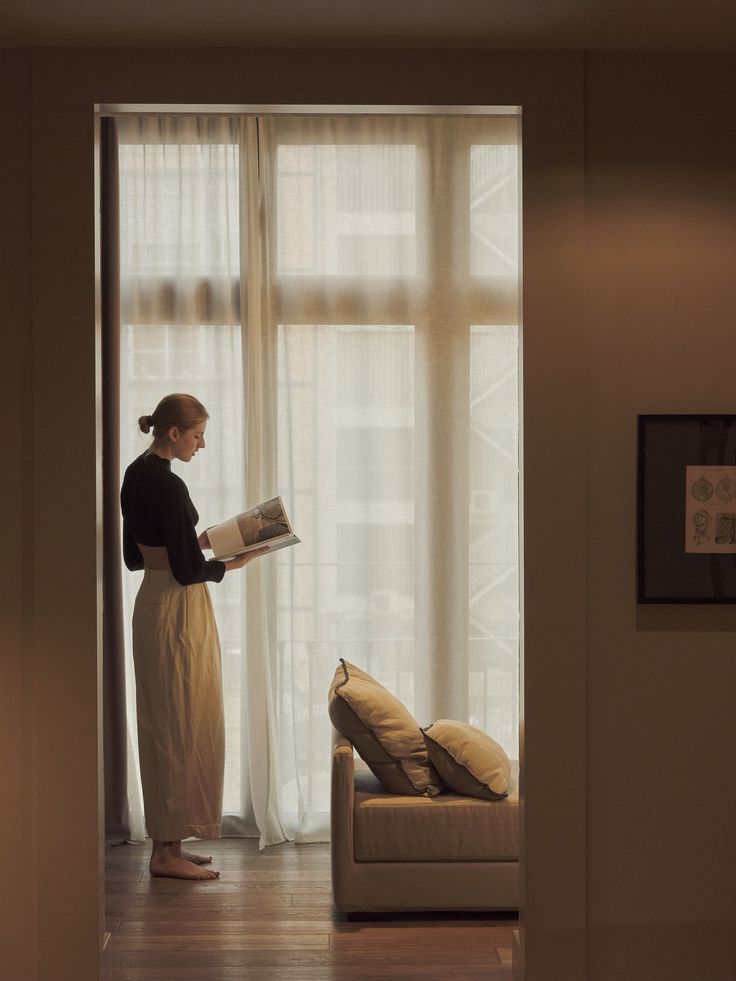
[328,659,443,797]
[422,719,510,800]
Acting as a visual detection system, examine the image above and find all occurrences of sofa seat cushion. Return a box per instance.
[352,763,519,863]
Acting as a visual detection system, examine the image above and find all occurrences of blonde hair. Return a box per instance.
[138,393,209,439]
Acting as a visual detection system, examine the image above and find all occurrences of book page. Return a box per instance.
[207,516,245,560]
[236,497,292,547]
[206,496,300,561]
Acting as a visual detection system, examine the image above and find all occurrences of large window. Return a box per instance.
[118,111,520,841]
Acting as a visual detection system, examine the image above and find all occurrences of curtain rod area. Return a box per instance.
[98,104,521,117]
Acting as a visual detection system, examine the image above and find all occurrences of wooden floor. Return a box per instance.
[103,839,516,980]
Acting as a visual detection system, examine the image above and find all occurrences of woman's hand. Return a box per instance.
[198,529,211,550]
[223,546,270,572]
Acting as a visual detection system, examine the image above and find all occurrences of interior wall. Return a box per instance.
[29,52,107,981]
[517,55,587,981]
[584,52,736,981]
[0,48,36,981]
[5,47,588,981]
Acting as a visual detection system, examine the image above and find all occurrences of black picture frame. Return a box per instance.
[637,414,736,603]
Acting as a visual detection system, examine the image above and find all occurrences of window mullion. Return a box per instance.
[275,277,417,327]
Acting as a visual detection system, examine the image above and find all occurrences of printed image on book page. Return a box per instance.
[684,466,736,553]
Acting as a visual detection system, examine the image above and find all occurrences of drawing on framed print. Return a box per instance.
[637,414,736,603]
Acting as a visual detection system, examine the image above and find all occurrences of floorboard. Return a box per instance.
[102,840,516,980]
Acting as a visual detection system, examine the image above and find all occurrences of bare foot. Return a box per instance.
[150,853,219,880]
[180,850,212,865]
[149,841,219,880]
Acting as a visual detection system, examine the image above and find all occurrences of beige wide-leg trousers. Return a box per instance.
[132,568,225,842]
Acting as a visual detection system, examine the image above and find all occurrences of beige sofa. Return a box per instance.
[330,730,520,914]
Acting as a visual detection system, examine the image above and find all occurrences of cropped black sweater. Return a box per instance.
[120,453,226,586]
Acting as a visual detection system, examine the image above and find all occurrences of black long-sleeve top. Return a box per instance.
[120,453,226,586]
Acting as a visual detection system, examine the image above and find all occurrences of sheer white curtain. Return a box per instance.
[118,116,256,840]
[117,111,519,846]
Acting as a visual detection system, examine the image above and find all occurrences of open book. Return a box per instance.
[205,496,300,561]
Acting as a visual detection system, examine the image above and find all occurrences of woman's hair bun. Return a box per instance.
[137,395,208,440]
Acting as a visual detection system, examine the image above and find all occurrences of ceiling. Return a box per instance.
[1,0,736,50]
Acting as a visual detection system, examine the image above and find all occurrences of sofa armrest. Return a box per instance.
[331,728,356,911]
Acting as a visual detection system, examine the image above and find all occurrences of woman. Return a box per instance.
[120,393,266,880]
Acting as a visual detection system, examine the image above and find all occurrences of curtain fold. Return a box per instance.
[112,111,520,848]
[241,117,291,847]
[101,116,129,841]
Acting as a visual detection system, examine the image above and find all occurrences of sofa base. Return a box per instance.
[333,857,519,914]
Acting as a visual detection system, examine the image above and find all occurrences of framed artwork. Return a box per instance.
[637,414,736,603]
